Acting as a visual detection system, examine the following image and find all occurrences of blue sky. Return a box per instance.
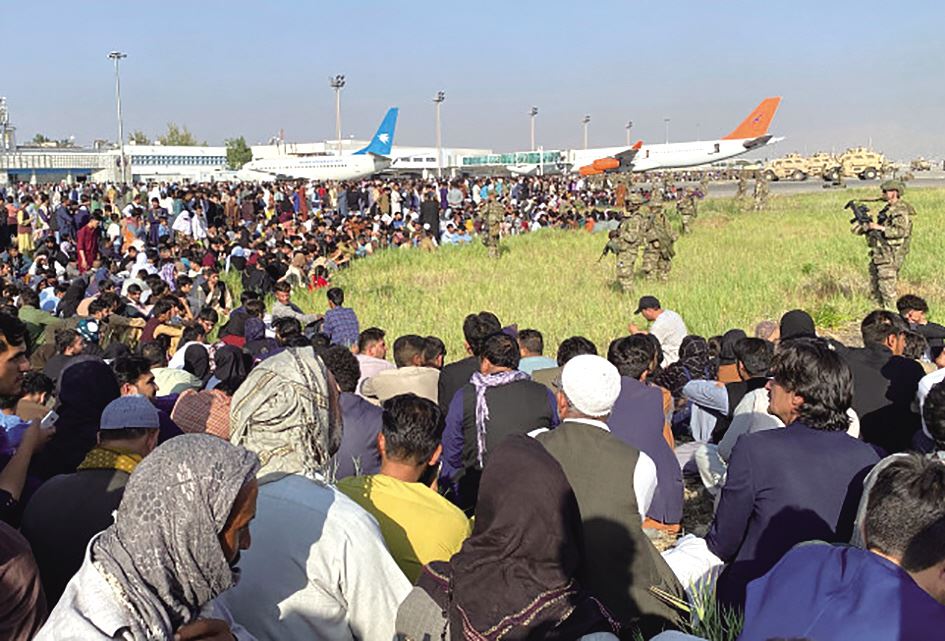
[4,1,943,159]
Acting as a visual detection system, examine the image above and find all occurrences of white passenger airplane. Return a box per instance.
[240,108,398,181]
[573,97,782,175]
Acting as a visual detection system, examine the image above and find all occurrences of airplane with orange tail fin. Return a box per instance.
[572,97,783,176]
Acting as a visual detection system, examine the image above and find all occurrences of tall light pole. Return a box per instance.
[107,51,128,183]
[625,120,633,146]
[529,106,538,151]
[329,74,345,155]
[664,117,670,144]
[433,90,445,177]
[582,115,591,150]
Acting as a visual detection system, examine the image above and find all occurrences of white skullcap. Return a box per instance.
[560,354,621,417]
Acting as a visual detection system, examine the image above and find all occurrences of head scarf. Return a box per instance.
[211,345,249,394]
[469,370,530,467]
[183,344,211,382]
[172,389,232,440]
[92,434,259,640]
[229,347,337,483]
[780,309,816,340]
[651,335,716,399]
[56,276,88,318]
[718,329,747,365]
[417,436,617,641]
[30,358,120,481]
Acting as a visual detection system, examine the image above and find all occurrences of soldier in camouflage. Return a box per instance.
[480,193,505,259]
[735,170,749,208]
[676,188,697,234]
[853,180,915,309]
[752,171,769,211]
[699,172,710,197]
[612,193,646,292]
[641,197,676,280]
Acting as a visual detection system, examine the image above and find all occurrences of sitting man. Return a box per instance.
[321,287,360,348]
[739,454,945,640]
[360,334,440,405]
[441,332,558,513]
[516,328,556,375]
[338,394,470,582]
[705,338,880,608]
[20,395,160,606]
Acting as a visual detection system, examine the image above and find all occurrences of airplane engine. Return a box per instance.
[592,157,620,171]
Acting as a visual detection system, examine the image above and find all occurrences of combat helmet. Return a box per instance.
[880,179,905,195]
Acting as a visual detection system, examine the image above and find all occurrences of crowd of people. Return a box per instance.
[0,175,942,640]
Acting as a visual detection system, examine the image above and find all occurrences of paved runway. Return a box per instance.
[702,171,945,199]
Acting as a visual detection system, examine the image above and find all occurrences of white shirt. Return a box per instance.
[530,417,658,519]
[220,474,410,641]
[918,367,945,436]
[650,309,688,366]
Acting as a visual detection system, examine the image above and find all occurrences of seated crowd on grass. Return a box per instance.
[0,177,943,641]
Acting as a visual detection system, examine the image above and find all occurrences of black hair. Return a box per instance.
[902,330,929,360]
[273,280,292,293]
[358,327,386,353]
[139,342,167,368]
[239,290,260,305]
[55,328,81,354]
[607,334,655,380]
[127,284,142,295]
[896,294,929,315]
[381,394,444,465]
[861,309,908,348]
[517,329,544,355]
[18,287,39,308]
[88,298,110,316]
[462,311,501,357]
[176,275,193,289]
[149,298,176,320]
[770,338,852,431]
[923,380,945,450]
[0,313,28,354]
[733,337,773,377]
[245,299,265,318]
[179,324,206,345]
[556,336,598,367]
[21,371,53,398]
[392,335,427,368]
[274,317,302,343]
[481,333,520,370]
[112,355,153,387]
[327,287,345,306]
[864,453,945,572]
[320,345,361,393]
[422,335,446,367]
[197,307,219,326]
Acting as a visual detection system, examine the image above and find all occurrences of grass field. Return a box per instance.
[239,187,945,358]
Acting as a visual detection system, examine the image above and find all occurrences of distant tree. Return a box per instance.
[32,133,50,144]
[158,123,199,146]
[130,130,150,145]
[225,136,253,169]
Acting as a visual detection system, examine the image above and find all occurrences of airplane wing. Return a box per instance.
[579,140,643,176]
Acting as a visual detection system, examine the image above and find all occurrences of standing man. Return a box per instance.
[752,171,769,211]
[676,188,697,234]
[735,170,749,208]
[853,180,914,309]
[640,199,676,281]
[479,193,504,259]
[628,295,688,366]
[419,191,440,241]
[614,194,645,292]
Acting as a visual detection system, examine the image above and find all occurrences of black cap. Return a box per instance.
[635,295,661,314]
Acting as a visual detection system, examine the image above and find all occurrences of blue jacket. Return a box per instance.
[739,543,945,640]
[55,205,74,239]
[706,422,879,607]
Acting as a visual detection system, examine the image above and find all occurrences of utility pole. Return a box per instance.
[330,74,345,155]
[664,117,670,144]
[529,106,538,151]
[582,115,590,150]
[433,90,445,177]
[107,51,128,183]
[625,120,633,146]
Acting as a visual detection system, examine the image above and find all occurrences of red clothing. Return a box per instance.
[75,224,99,272]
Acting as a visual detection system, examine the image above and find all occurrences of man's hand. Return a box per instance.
[19,420,54,454]
[628,323,643,335]
[174,618,235,641]
[867,222,885,232]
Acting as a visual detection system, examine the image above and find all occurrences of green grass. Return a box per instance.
[232,187,945,358]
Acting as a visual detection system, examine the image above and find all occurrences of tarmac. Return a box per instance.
[702,170,945,199]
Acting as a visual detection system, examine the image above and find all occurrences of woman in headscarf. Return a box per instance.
[397,435,620,641]
[651,335,717,405]
[222,348,410,641]
[55,277,88,319]
[182,343,212,384]
[715,329,747,384]
[35,434,260,640]
[29,359,120,482]
[206,345,249,395]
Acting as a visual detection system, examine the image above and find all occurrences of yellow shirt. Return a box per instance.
[337,474,471,582]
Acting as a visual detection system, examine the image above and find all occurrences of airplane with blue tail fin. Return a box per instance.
[240,107,398,181]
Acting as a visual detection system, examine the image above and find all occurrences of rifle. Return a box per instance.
[598,231,619,262]
[845,198,884,241]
